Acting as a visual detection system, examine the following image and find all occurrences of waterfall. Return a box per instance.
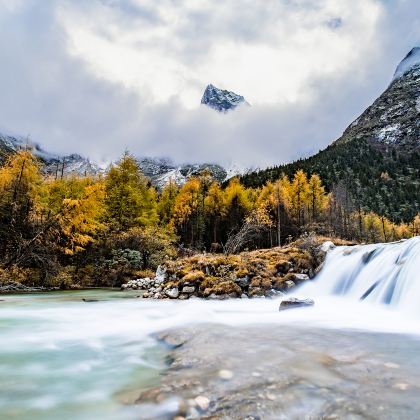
[299,236,420,316]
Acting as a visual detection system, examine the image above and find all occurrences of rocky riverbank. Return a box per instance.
[121,237,343,300]
[132,325,420,419]
[0,281,58,294]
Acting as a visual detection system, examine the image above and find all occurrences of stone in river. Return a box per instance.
[279,297,314,311]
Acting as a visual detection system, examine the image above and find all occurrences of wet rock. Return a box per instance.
[279,297,314,311]
[166,288,180,299]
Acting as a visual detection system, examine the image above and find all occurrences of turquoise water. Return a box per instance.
[2,282,420,419]
[0,290,166,420]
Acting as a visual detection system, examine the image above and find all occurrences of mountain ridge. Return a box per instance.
[241,48,420,221]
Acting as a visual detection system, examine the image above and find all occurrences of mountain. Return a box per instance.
[334,47,420,152]
[201,84,249,112]
[241,48,420,222]
[137,157,237,188]
[0,133,102,177]
[0,133,245,188]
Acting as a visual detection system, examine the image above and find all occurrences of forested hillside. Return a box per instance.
[242,48,420,222]
[241,139,420,222]
[0,150,418,288]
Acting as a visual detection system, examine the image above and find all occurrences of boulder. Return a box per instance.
[320,241,335,253]
[279,297,314,311]
[166,287,180,299]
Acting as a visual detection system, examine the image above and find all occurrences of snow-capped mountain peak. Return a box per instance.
[201,84,249,112]
[393,47,420,81]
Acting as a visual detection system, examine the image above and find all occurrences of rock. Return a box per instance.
[194,396,210,411]
[182,286,195,294]
[320,241,335,252]
[166,287,180,299]
[218,369,234,380]
[178,293,190,300]
[294,273,309,283]
[284,280,296,289]
[155,265,167,281]
[314,262,324,276]
[279,297,314,311]
[276,260,292,274]
[235,276,249,288]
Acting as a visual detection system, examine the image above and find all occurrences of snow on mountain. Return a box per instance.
[0,133,103,177]
[393,47,420,81]
[0,134,245,188]
[336,47,420,150]
[201,84,249,112]
[138,157,245,189]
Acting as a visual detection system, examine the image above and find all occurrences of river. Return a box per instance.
[1,237,420,419]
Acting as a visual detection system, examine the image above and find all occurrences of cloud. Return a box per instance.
[0,0,419,168]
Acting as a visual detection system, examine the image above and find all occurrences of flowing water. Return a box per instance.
[0,237,420,419]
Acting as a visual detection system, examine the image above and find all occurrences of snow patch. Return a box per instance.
[393,47,420,81]
[376,123,401,144]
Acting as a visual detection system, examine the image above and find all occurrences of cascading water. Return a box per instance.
[1,238,420,419]
[299,236,420,316]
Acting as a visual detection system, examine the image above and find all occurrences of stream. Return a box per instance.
[1,237,420,419]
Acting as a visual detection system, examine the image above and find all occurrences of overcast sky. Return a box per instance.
[0,0,419,168]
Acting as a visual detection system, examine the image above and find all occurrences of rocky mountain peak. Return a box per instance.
[201,84,249,112]
[335,48,420,151]
[393,47,420,80]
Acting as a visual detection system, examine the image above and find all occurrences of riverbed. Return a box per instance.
[1,289,420,419]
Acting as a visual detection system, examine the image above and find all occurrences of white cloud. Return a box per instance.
[59,0,383,107]
[0,0,419,168]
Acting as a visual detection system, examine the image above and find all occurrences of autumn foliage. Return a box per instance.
[0,150,418,287]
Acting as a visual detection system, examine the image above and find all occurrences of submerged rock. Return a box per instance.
[279,297,314,311]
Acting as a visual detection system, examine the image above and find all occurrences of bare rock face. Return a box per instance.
[201,84,249,112]
[335,47,420,153]
[279,297,314,311]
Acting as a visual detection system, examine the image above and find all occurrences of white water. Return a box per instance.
[1,237,420,418]
[299,236,420,319]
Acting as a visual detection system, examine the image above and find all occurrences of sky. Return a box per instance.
[0,0,419,168]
